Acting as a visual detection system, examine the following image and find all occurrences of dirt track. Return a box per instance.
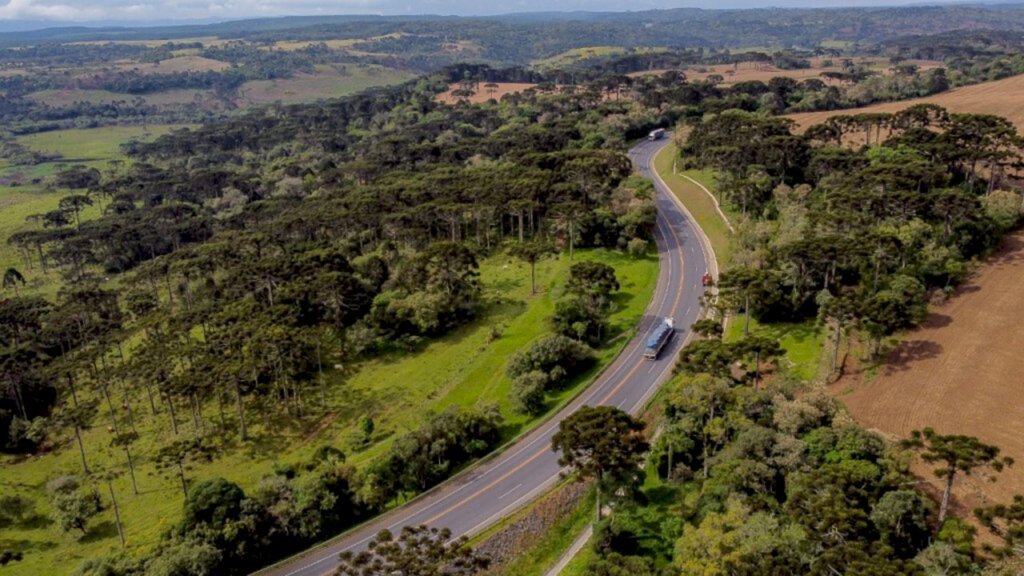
[833,233,1024,513]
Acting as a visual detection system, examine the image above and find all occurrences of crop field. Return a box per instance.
[0,247,657,575]
[632,57,942,85]
[238,64,414,106]
[832,232,1024,517]
[787,73,1024,138]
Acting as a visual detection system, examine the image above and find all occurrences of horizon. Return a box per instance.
[0,0,1016,29]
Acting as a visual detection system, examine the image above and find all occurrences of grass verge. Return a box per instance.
[652,144,732,265]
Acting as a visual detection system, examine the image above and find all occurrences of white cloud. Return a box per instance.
[0,0,382,21]
[0,0,957,22]
[0,0,111,20]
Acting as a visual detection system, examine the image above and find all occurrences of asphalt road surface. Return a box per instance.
[257,136,712,576]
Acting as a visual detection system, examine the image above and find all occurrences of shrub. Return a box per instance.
[47,475,101,535]
[512,371,548,415]
[180,478,245,534]
[506,334,592,388]
[627,237,648,258]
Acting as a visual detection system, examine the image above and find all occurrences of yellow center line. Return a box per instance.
[420,445,549,525]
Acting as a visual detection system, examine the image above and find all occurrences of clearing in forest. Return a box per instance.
[832,232,1024,515]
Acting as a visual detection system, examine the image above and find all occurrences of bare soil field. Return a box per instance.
[788,73,1024,136]
[832,232,1024,516]
[436,82,541,104]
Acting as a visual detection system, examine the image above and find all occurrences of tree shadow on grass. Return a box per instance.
[80,520,118,544]
[17,513,53,530]
[0,538,57,554]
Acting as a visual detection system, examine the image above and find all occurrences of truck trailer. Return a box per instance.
[643,317,674,360]
[648,128,666,141]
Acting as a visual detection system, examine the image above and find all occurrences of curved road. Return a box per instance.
[257,137,712,576]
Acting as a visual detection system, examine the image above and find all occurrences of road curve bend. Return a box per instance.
[256,137,711,576]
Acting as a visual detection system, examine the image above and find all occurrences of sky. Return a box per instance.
[0,0,990,23]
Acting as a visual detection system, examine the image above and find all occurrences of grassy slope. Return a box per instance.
[532,47,666,70]
[27,89,205,108]
[0,249,657,575]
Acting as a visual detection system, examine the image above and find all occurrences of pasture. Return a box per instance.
[238,64,414,106]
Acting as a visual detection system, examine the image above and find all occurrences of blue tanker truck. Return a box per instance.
[643,317,674,360]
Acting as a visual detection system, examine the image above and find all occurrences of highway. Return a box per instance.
[256,137,713,576]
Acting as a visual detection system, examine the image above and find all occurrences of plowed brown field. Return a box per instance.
[789,73,1024,135]
[833,233,1024,515]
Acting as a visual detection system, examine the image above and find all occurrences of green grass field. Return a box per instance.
[28,89,207,108]
[724,316,826,383]
[16,125,184,165]
[0,247,657,575]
